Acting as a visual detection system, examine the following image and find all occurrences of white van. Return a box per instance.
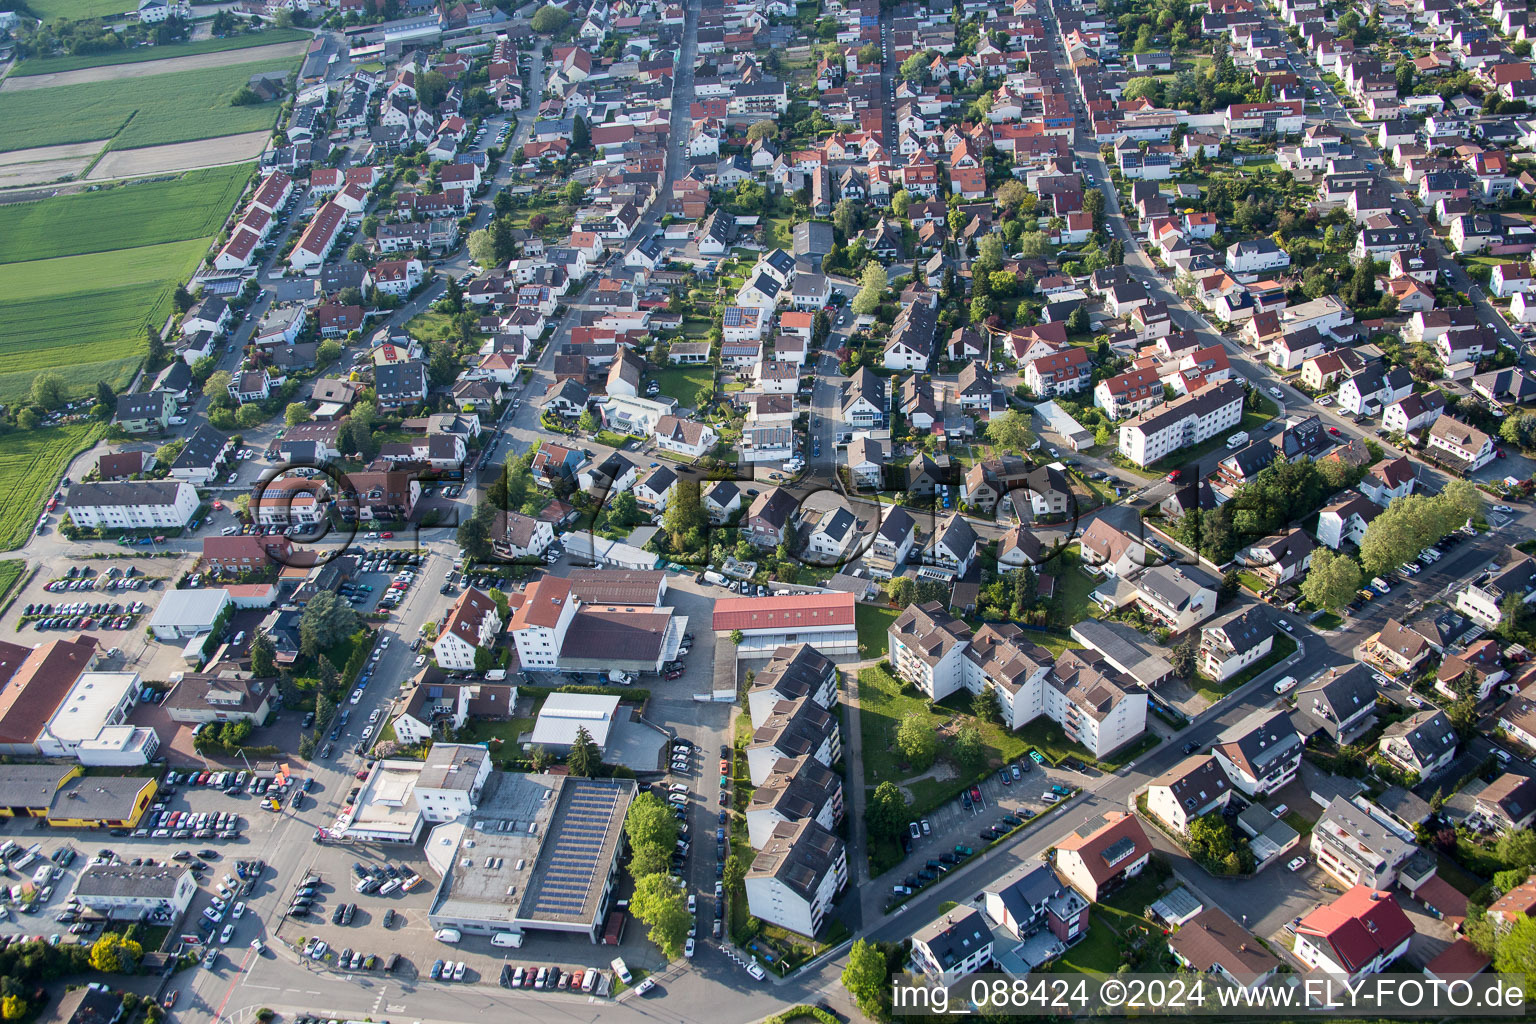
[1273,675,1298,695]
[1226,431,1249,449]
[490,931,524,948]
[611,957,633,984]
[434,928,462,944]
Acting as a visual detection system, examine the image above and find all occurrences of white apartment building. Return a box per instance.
[1310,796,1418,890]
[411,744,492,823]
[1198,608,1275,682]
[1211,709,1304,797]
[743,820,847,938]
[433,588,504,671]
[1118,380,1245,467]
[889,603,1147,758]
[66,481,199,531]
[745,756,844,849]
[911,908,995,986]
[72,863,196,920]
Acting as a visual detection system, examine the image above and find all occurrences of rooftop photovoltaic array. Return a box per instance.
[527,781,622,919]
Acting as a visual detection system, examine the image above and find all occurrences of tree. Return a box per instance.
[833,198,864,239]
[976,234,1005,273]
[624,792,679,854]
[30,372,65,409]
[346,243,367,262]
[971,687,1002,724]
[89,932,142,973]
[746,120,778,143]
[566,725,601,777]
[662,478,706,548]
[1494,915,1536,993]
[951,725,987,774]
[631,874,690,959]
[1016,231,1053,259]
[284,402,311,427]
[729,628,745,647]
[145,324,167,367]
[891,189,912,218]
[249,631,276,677]
[1064,305,1090,334]
[896,710,938,771]
[236,404,265,429]
[852,261,886,314]
[866,781,908,840]
[15,408,38,430]
[1300,547,1362,611]
[415,70,449,108]
[899,50,931,81]
[1121,76,1162,103]
[317,340,342,367]
[723,854,747,893]
[571,114,590,151]
[467,227,497,267]
[298,591,359,657]
[1,995,27,1022]
[1169,633,1198,678]
[984,409,1035,452]
[96,380,116,410]
[842,940,889,1018]
[577,408,599,433]
[1497,828,1536,871]
[173,283,195,312]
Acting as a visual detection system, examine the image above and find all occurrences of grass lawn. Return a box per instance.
[460,715,536,756]
[0,164,254,405]
[0,57,295,153]
[0,237,217,404]
[854,603,899,659]
[0,165,249,264]
[1454,835,1507,878]
[1052,916,1120,976]
[27,0,140,18]
[1437,851,1488,896]
[0,421,105,551]
[1048,547,1101,625]
[1312,611,1343,630]
[857,664,951,794]
[404,309,458,344]
[0,561,25,610]
[13,28,309,75]
[650,365,715,410]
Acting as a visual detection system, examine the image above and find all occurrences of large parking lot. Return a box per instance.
[884,755,1090,902]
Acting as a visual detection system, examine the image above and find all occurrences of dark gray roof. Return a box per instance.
[170,424,230,472]
[913,906,992,970]
[69,480,186,508]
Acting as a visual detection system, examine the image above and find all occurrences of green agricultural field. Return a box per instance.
[0,238,211,403]
[0,58,293,153]
[12,28,309,75]
[0,165,249,263]
[25,0,133,21]
[0,422,105,551]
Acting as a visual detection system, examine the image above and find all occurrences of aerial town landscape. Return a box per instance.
[11,0,1536,1016]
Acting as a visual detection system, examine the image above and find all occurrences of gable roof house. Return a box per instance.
[1145,754,1233,834]
[1053,812,1153,901]
[1294,885,1414,983]
[1378,709,1459,778]
[1296,665,1379,745]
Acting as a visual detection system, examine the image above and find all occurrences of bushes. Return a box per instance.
[761,1008,838,1024]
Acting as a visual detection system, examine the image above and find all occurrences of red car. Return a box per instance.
[1328,426,1341,435]
[1165,470,1180,482]
[969,786,982,801]
[665,669,684,680]
[381,531,394,538]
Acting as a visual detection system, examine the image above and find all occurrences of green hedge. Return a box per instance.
[519,683,652,701]
[762,1007,838,1024]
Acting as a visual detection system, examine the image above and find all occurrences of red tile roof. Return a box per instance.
[711,592,855,633]
[1298,885,1414,973]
